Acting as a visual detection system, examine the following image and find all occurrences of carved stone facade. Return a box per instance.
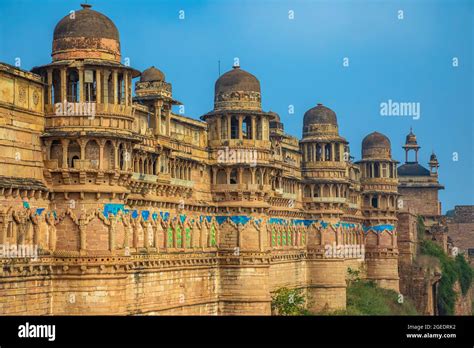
[0,4,452,315]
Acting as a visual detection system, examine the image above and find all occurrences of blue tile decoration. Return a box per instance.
[103,203,125,217]
[363,224,394,233]
[131,210,139,219]
[229,216,251,225]
[180,214,186,224]
[23,201,30,209]
[35,208,45,216]
[216,216,228,225]
[152,212,158,221]
[160,212,169,222]
[141,210,150,221]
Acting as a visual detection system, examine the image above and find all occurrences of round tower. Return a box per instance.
[300,104,350,221]
[358,132,399,291]
[32,4,141,255]
[201,65,279,213]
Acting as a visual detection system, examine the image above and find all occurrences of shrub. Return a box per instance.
[271,287,307,315]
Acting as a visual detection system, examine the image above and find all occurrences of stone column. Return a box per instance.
[251,115,256,140]
[238,115,243,139]
[165,107,171,136]
[78,67,84,103]
[61,139,69,169]
[99,139,106,170]
[113,141,119,170]
[226,114,231,139]
[47,69,53,105]
[96,69,101,104]
[124,71,129,106]
[60,68,67,102]
[216,116,221,140]
[154,100,162,137]
[112,70,118,104]
[212,167,217,184]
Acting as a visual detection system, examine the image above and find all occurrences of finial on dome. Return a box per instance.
[80,3,92,9]
[233,63,240,69]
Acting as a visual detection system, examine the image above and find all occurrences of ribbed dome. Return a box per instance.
[303,103,338,127]
[215,66,260,95]
[52,4,120,62]
[140,66,165,82]
[362,132,391,159]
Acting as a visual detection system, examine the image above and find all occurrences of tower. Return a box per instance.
[32,4,141,254]
[299,104,352,311]
[398,128,444,220]
[402,127,420,163]
[358,132,400,291]
[201,65,277,314]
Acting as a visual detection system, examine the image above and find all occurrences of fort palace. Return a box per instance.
[0,4,453,315]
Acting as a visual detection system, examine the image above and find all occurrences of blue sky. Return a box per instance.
[0,0,472,212]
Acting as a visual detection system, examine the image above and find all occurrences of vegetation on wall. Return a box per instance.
[327,268,419,315]
[419,238,473,315]
[271,287,308,315]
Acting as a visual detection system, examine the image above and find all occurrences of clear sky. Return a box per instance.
[0,0,472,212]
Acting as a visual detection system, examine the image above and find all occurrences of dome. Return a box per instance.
[52,4,121,62]
[268,111,280,122]
[398,163,430,176]
[215,66,260,95]
[140,66,165,82]
[362,131,392,159]
[303,103,337,127]
[302,103,338,136]
[214,66,261,111]
[405,128,418,145]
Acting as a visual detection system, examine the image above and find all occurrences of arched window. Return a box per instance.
[67,69,79,102]
[374,163,380,178]
[216,169,226,184]
[85,140,99,169]
[242,116,252,139]
[230,116,239,139]
[67,141,81,168]
[229,169,238,184]
[50,140,63,167]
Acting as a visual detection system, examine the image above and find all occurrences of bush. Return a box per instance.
[455,254,474,296]
[419,239,474,315]
[271,287,308,315]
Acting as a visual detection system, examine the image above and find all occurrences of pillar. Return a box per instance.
[238,115,243,139]
[78,67,84,103]
[47,69,53,105]
[112,70,118,104]
[96,69,101,104]
[154,100,162,137]
[251,115,256,140]
[60,68,67,102]
[61,139,69,169]
[216,116,221,140]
